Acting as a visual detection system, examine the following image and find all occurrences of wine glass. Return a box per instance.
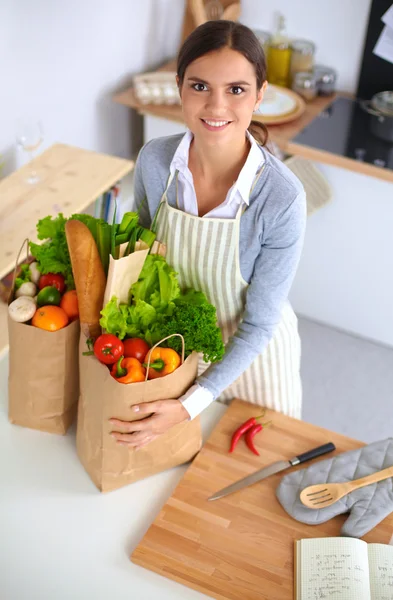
[15,118,44,184]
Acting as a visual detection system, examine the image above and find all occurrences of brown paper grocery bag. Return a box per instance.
[77,334,202,492]
[103,247,149,307]
[8,317,80,434]
[7,239,80,434]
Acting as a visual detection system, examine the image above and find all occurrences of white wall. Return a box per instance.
[0,0,184,176]
[0,0,372,176]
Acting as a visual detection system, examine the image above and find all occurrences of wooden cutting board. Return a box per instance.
[131,399,393,600]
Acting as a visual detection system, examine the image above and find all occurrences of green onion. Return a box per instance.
[97,222,112,274]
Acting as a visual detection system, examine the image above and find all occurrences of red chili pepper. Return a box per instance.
[245,421,272,456]
[229,409,266,453]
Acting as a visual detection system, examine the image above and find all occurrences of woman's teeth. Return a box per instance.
[202,120,229,127]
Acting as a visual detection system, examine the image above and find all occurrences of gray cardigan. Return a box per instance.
[132,134,306,399]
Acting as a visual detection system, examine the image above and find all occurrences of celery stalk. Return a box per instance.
[138,226,156,248]
[118,212,138,234]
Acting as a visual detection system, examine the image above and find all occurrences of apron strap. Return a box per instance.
[151,169,177,231]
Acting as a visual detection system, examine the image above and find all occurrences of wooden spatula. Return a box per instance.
[300,465,393,509]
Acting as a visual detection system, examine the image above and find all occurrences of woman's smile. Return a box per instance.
[200,118,232,131]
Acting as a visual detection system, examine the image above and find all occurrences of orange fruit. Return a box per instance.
[60,290,79,320]
[32,305,69,331]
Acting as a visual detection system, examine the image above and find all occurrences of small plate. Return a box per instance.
[256,86,296,117]
[253,84,306,125]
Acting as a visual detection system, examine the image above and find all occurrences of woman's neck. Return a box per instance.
[189,133,250,186]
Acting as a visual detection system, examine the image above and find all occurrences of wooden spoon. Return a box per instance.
[222,2,241,21]
[190,0,207,27]
[300,465,393,509]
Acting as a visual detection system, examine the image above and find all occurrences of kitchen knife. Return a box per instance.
[208,442,336,501]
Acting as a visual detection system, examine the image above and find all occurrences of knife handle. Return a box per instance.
[290,442,336,466]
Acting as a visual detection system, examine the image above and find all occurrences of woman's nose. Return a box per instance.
[205,89,227,112]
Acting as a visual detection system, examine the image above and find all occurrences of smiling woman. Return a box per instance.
[177,22,269,149]
[110,21,307,450]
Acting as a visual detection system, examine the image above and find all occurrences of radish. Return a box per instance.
[29,262,41,285]
[9,296,37,323]
[15,282,37,298]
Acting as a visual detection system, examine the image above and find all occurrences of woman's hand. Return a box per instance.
[109,400,190,450]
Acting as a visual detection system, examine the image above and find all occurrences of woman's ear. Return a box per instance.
[254,81,268,111]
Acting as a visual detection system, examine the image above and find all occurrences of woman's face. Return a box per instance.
[178,47,266,146]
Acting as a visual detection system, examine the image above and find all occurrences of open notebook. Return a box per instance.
[295,537,393,600]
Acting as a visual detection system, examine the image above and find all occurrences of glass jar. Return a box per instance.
[290,39,315,83]
[253,29,272,58]
[292,71,318,102]
[313,64,337,96]
[267,15,292,88]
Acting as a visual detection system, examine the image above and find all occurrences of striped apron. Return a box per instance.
[154,169,302,418]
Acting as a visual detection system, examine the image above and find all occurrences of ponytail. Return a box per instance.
[248,120,270,149]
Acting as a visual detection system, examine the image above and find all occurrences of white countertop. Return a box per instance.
[0,354,227,600]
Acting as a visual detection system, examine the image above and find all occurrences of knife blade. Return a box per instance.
[208,442,336,501]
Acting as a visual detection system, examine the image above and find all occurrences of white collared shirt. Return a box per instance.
[169,130,265,420]
[170,129,265,218]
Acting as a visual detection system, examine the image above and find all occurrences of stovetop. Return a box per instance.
[293,96,393,171]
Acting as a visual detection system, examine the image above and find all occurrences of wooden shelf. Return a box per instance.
[114,68,393,184]
[0,142,134,357]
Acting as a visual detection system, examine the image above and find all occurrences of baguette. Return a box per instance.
[65,220,106,340]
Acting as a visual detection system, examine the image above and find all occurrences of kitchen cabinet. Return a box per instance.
[0,143,133,359]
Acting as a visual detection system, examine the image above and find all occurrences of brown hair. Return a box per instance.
[177,20,269,147]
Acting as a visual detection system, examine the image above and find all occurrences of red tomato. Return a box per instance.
[93,334,124,365]
[123,338,150,362]
[39,273,66,293]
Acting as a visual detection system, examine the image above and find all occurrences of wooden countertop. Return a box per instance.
[132,399,393,600]
[114,67,393,184]
[0,143,134,358]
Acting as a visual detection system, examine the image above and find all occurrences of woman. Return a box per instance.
[110,21,306,449]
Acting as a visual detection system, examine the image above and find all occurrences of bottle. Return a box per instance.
[267,14,292,87]
[253,29,272,59]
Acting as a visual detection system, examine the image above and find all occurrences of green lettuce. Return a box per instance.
[29,213,74,288]
[100,257,225,363]
[29,213,108,289]
[15,264,31,289]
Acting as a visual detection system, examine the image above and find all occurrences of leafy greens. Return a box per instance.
[100,255,225,363]
[29,213,107,289]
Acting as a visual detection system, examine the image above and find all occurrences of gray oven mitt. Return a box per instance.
[275,438,393,538]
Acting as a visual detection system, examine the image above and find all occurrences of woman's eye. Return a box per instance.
[230,86,244,95]
[192,83,208,92]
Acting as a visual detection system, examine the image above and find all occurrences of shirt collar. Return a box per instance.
[169,129,264,205]
[170,130,193,176]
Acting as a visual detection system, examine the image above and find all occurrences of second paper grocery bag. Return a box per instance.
[8,316,80,434]
[76,334,202,493]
